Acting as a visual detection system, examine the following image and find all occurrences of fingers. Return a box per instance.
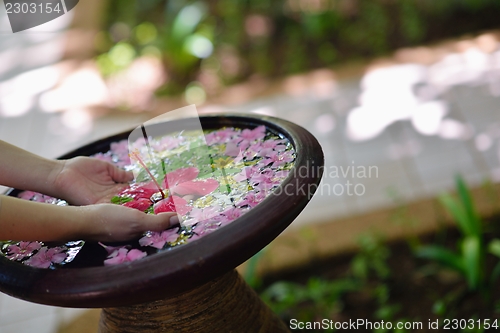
[144,212,179,232]
[108,163,134,183]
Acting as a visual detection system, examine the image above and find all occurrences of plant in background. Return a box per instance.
[416,175,500,312]
[260,234,410,332]
[261,277,359,330]
[350,234,391,282]
[350,234,410,333]
[97,0,214,100]
[95,0,500,104]
[158,1,214,92]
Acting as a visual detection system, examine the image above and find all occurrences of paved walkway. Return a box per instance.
[1,10,500,332]
[230,61,500,228]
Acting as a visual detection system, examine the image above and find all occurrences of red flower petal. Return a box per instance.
[153,196,192,215]
[119,182,158,200]
[153,197,176,214]
[124,198,152,211]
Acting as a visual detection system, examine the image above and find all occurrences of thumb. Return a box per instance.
[146,213,179,231]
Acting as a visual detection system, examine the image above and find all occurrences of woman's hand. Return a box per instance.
[0,196,179,242]
[79,204,179,242]
[52,157,134,205]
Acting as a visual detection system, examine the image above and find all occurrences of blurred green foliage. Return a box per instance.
[96,0,500,97]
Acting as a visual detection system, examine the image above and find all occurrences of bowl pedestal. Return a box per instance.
[99,270,289,333]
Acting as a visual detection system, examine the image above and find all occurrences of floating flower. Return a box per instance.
[25,246,67,269]
[139,229,179,249]
[124,197,153,211]
[98,242,123,255]
[119,182,158,200]
[164,167,219,197]
[152,136,183,151]
[260,150,295,168]
[6,241,42,261]
[233,166,260,182]
[221,207,244,222]
[153,167,219,215]
[154,196,190,215]
[237,192,266,208]
[232,125,266,150]
[252,172,281,192]
[258,139,287,151]
[205,128,237,145]
[117,166,220,215]
[17,191,54,203]
[104,247,147,265]
[110,140,131,166]
[194,217,225,236]
[224,142,241,157]
[110,140,128,155]
[186,206,220,226]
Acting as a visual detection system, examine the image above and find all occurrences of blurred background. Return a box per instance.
[1,0,500,331]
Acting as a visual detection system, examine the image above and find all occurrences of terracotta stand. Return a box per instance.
[99,270,289,333]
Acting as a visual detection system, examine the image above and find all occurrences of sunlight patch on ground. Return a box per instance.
[39,66,107,113]
[347,33,500,144]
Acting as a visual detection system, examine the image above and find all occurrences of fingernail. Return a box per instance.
[169,215,179,226]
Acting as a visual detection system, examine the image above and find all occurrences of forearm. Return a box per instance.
[0,195,85,242]
[0,141,62,196]
[0,195,176,243]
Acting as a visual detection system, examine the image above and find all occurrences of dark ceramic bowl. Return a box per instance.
[0,114,323,308]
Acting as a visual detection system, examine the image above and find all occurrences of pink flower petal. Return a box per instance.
[126,249,148,261]
[172,179,219,196]
[104,247,147,265]
[18,191,36,200]
[25,247,67,269]
[233,166,258,182]
[139,229,179,249]
[224,142,241,157]
[189,206,219,223]
[154,196,191,215]
[98,242,123,255]
[163,167,199,189]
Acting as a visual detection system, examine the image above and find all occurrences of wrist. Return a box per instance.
[70,205,98,240]
[47,160,65,197]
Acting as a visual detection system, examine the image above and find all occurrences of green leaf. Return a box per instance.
[488,239,500,258]
[261,281,307,314]
[455,175,481,236]
[416,245,464,273]
[351,255,369,280]
[171,3,206,40]
[490,261,500,286]
[461,236,482,290]
[439,193,472,236]
[110,196,133,205]
[145,205,155,215]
